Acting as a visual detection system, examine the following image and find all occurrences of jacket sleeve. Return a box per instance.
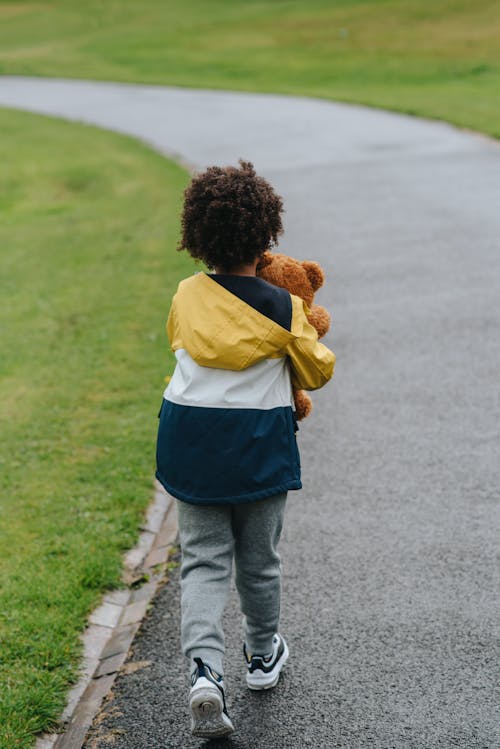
[166,294,179,350]
[286,295,335,391]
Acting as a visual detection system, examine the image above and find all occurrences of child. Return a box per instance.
[156,160,335,739]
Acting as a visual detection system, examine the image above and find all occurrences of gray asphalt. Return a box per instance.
[2,78,499,748]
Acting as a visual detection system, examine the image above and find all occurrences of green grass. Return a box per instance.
[1,0,500,136]
[0,108,195,747]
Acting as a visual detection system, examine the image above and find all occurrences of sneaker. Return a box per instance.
[243,633,289,690]
[189,657,234,739]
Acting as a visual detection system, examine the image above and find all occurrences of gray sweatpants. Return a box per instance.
[177,493,287,675]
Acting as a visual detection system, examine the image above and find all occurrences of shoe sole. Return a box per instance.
[189,687,234,738]
[246,640,289,690]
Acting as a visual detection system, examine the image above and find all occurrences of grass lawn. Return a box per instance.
[0,108,194,747]
[0,0,500,137]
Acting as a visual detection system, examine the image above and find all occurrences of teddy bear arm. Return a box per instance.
[306,305,331,339]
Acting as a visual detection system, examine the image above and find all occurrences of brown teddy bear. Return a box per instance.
[256,251,331,420]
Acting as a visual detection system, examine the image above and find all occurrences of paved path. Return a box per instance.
[2,78,499,748]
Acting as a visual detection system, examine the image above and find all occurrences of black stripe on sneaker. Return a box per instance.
[248,639,285,674]
[192,658,228,712]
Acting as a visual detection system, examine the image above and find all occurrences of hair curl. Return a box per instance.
[178,160,284,271]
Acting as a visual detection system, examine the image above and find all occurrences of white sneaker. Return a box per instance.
[189,658,234,738]
[243,633,289,690]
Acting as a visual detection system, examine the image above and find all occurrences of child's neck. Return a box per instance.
[214,258,259,277]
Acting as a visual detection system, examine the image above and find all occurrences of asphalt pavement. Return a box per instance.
[1,78,498,748]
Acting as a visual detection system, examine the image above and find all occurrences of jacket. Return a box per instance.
[155,271,335,504]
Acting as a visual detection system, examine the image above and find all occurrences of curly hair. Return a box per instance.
[178,160,284,271]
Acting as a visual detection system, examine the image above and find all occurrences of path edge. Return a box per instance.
[35,481,178,749]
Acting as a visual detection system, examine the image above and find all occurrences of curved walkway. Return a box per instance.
[2,77,499,748]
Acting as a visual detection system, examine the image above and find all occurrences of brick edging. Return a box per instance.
[36,481,178,749]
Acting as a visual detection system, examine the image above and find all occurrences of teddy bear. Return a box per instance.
[256,251,331,420]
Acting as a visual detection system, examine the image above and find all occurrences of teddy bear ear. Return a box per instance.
[302,261,325,291]
[257,251,274,270]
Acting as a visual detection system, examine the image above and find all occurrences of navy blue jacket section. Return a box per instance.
[210,274,292,331]
[156,399,301,504]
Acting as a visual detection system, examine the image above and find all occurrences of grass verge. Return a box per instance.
[0,0,500,137]
[0,107,194,747]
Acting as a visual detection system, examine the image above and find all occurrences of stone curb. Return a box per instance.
[36,481,178,749]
